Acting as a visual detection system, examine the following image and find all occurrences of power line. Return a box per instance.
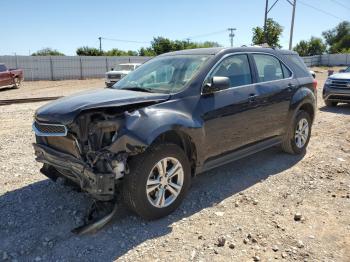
[186,30,227,40]
[330,0,350,11]
[101,37,150,44]
[298,0,347,21]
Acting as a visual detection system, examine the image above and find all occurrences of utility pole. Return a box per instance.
[289,0,296,50]
[98,37,102,52]
[264,0,269,43]
[227,28,236,47]
[186,38,191,45]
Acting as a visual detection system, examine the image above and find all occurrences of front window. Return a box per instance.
[113,55,211,93]
[207,54,253,88]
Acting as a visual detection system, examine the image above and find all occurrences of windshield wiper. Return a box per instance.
[121,87,153,93]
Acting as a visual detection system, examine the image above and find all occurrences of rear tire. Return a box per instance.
[324,100,337,107]
[281,110,312,154]
[122,143,191,220]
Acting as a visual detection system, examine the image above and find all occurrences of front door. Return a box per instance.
[199,54,262,160]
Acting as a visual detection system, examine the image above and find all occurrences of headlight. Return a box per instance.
[325,78,332,85]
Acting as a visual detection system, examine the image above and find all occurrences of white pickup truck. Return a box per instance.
[105,63,141,87]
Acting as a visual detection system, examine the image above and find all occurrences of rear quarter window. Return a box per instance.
[283,54,310,77]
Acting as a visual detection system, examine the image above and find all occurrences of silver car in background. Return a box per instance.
[105,63,141,87]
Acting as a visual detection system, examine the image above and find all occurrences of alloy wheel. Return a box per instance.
[295,118,309,148]
[146,157,184,208]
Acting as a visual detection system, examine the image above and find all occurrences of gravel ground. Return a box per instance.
[0,79,104,100]
[0,69,349,261]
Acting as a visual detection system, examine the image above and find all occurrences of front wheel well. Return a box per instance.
[299,103,315,123]
[153,130,197,176]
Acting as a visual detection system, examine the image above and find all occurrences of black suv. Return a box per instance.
[33,47,317,221]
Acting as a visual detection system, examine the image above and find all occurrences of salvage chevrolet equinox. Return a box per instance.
[33,47,317,225]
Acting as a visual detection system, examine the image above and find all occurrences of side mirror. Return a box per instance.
[202,76,230,94]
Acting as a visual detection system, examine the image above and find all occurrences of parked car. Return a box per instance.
[105,63,141,87]
[0,63,23,89]
[32,47,317,222]
[309,70,316,79]
[323,66,350,106]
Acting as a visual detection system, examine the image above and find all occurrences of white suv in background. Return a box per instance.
[105,63,141,87]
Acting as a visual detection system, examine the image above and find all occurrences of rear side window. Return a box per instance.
[284,54,310,77]
[210,54,252,87]
[0,64,7,72]
[253,54,290,82]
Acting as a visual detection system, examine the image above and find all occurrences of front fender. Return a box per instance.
[108,107,204,154]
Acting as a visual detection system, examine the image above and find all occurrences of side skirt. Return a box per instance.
[197,136,282,174]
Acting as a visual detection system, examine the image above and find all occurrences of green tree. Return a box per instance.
[138,37,220,56]
[31,48,65,56]
[293,40,309,56]
[151,37,174,55]
[307,37,327,56]
[76,46,103,56]
[104,48,138,56]
[252,18,283,48]
[293,37,326,56]
[139,47,156,56]
[322,21,350,53]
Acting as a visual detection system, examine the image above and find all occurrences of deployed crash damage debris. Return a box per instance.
[33,104,153,233]
[71,200,119,235]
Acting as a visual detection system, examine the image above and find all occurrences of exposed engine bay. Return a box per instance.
[33,103,156,233]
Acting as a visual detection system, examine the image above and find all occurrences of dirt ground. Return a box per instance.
[0,68,349,262]
[0,79,104,100]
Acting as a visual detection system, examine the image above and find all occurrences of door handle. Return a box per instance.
[248,94,258,103]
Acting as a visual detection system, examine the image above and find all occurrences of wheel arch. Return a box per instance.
[289,87,316,123]
[152,129,198,176]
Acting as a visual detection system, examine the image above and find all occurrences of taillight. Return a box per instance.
[312,79,317,89]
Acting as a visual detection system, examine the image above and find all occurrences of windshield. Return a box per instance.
[113,55,211,93]
[114,64,135,71]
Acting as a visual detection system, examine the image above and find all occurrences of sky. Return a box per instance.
[1,0,349,56]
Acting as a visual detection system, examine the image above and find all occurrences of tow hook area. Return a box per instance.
[72,200,119,235]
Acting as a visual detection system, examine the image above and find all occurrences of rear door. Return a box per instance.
[250,53,296,138]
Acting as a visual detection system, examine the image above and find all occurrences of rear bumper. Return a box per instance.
[323,85,350,103]
[33,143,115,201]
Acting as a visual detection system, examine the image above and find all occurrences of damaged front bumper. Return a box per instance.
[33,143,116,201]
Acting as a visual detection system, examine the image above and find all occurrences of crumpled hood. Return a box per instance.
[35,88,170,125]
[330,72,350,80]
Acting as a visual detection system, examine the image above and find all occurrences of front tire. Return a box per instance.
[122,143,191,220]
[13,77,21,89]
[281,110,312,154]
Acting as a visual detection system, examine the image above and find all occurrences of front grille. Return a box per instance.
[33,121,67,136]
[108,74,121,79]
[330,79,350,89]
